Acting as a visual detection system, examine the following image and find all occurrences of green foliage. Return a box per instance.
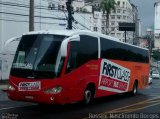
[152,51,160,60]
[100,0,116,34]
[100,0,116,14]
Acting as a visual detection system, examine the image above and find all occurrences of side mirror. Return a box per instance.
[60,35,80,57]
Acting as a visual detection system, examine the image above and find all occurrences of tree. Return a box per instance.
[100,0,116,35]
[152,50,160,61]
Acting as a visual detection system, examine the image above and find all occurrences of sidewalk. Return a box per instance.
[0,80,8,91]
[0,90,9,101]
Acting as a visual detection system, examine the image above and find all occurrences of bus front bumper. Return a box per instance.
[7,90,64,104]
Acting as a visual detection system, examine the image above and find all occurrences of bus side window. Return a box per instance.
[66,41,78,74]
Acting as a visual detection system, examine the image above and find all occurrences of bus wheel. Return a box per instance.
[132,81,138,95]
[83,86,95,104]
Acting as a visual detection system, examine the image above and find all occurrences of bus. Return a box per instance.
[7,30,150,104]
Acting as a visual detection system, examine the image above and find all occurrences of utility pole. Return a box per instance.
[66,0,73,30]
[29,0,34,31]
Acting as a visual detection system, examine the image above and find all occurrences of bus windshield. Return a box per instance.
[11,34,66,79]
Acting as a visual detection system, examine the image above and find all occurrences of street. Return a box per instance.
[0,79,160,119]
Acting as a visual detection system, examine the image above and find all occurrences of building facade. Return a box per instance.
[91,0,139,44]
[154,1,160,49]
[109,0,133,44]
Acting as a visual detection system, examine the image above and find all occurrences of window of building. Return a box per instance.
[102,14,105,18]
[102,27,105,31]
[117,9,121,13]
[123,10,126,14]
[48,3,55,10]
[102,21,105,25]
[80,8,82,12]
[111,27,115,31]
[123,16,126,20]
[94,27,98,31]
[122,2,125,8]
[111,22,115,26]
[110,33,115,36]
[117,15,121,19]
[112,10,116,13]
[76,7,79,12]
[94,19,98,23]
[111,15,115,19]
[58,5,61,10]
[117,1,120,7]
[61,5,65,10]
[117,33,121,36]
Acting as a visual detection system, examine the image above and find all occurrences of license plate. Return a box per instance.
[25,96,34,100]
[19,82,41,91]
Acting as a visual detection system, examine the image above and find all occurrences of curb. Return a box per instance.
[0,80,8,90]
[0,84,8,90]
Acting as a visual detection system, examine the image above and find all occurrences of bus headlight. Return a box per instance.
[44,86,62,94]
[8,84,15,91]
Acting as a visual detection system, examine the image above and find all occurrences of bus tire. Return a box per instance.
[131,81,138,95]
[83,85,95,104]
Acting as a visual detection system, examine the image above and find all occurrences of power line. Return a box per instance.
[0,1,67,20]
[74,19,90,30]
[0,1,57,11]
[71,1,101,31]
[0,0,96,30]
[38,0,93,30]
[0,18,65,25]
[0,5,58,17]
[0,11,66,20]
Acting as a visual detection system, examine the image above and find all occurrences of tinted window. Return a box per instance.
[77,35,98,67]
[100,37,149,63]
[11,34,66,79]
[66,41,78,73]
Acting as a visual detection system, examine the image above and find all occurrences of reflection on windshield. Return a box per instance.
[11,34,66,79]
[13,63,33,69]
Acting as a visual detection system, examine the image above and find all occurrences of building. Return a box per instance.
[139,37,149,48]
[154,1,160,49]
[91,0,139,44]
[110,0,134,44]
[131,3,139,45]
[0,36,20,80]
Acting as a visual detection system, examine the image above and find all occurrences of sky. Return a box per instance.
[130,0,159,35]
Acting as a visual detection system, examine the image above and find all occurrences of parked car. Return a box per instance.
[151,70,160,79]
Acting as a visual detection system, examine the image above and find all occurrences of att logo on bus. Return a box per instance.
[99,59,131,93]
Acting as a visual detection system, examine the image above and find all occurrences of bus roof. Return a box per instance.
[24,29,148,51]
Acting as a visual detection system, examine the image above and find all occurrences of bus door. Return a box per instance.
[62,39,84,103]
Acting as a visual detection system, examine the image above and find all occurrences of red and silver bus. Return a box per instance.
[7,30,150,104]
